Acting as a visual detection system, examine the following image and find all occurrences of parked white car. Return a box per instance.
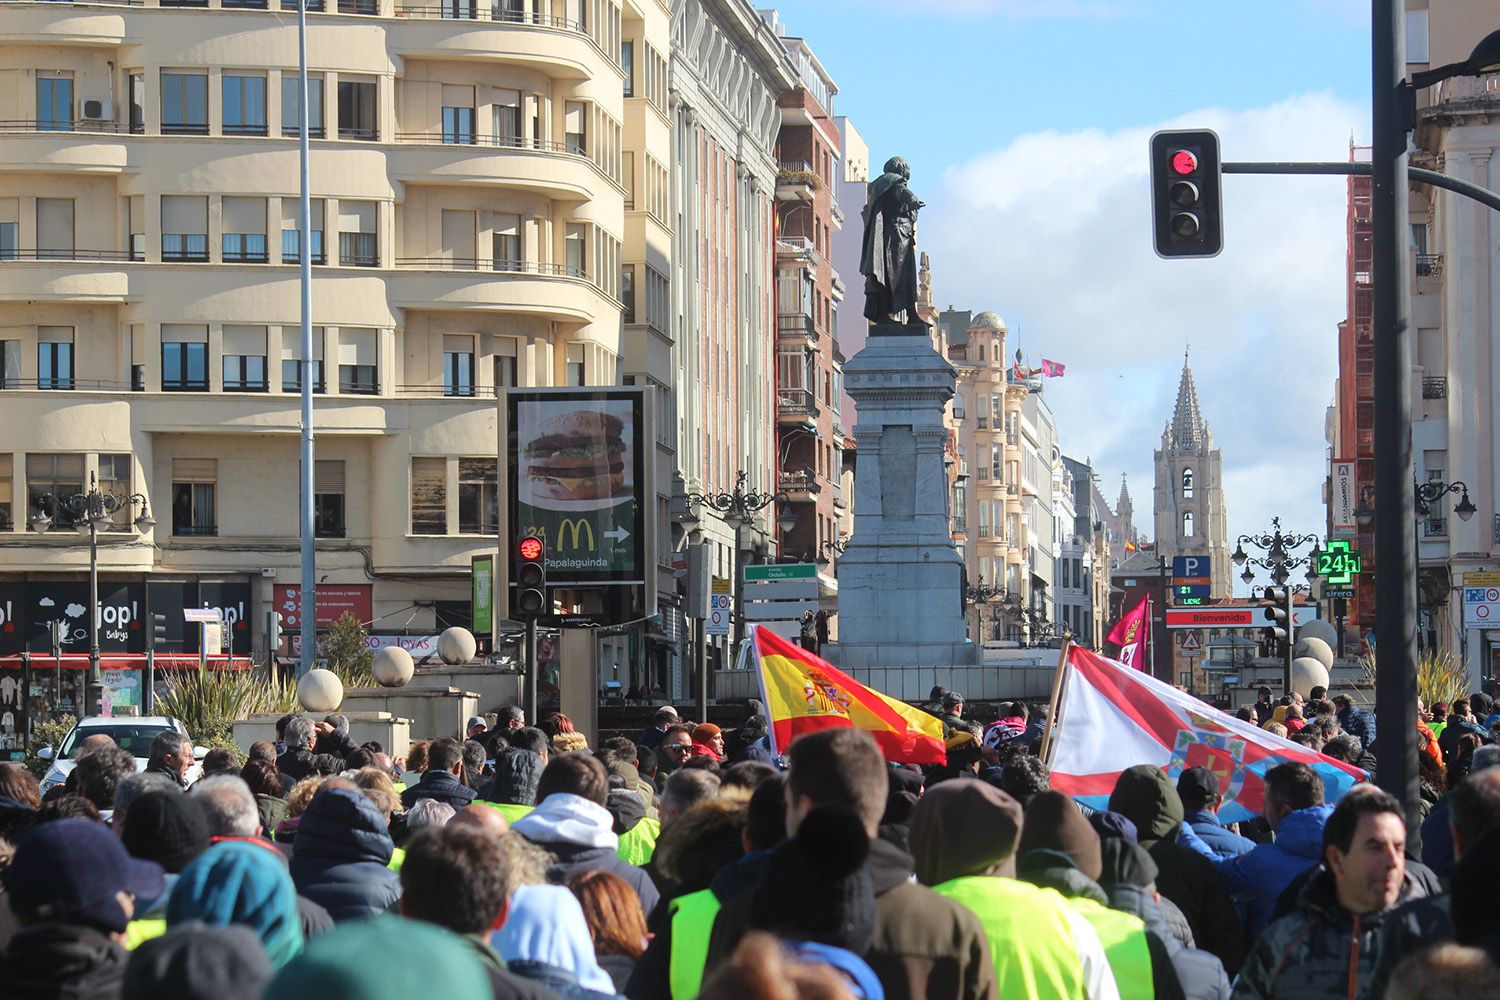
[37,716,206,795]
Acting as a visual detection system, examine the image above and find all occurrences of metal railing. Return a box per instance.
[0,377,135,391]
[393,256,586,279]
[392,132,576,154]
[222,380,269,392]
[392,3,581,29]
[778,469,818,494]
[777,388,817,417]
[395,383,499,398]
[1422,376,1447,400]
[1416,253,1443,278]
[0,249,133,261]
[172,525,218,537]
[337,126,379,141]
[0,119,131,134]
[777,313,816,339]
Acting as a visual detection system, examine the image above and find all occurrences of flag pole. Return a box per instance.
[746,625,778,760]
[1038,634,1074,767]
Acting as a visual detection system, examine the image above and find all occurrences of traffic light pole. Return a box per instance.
[1284,586,1295,695]
[524,617,538,728]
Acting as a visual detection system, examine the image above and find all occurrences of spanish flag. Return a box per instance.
[751,626,947,765]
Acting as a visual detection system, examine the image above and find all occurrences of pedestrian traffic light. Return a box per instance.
[514,535,548,618]
[1150,129,1223,258]
[150,612,168,651]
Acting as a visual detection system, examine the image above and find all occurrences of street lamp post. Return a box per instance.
[962,577,1012,645]
[1413,479,1476,650]
[1233,517,1321,693]
[683,471,794,650]
[29,473,155,717]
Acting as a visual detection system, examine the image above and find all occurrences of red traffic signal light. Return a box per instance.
[1150,129,1223,258]
[514,535,547,617]
[1170,149,1198,175]
[518,536,543,561]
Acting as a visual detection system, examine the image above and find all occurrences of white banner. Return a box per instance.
[1330,460,1356,536]
[291,633,442,661]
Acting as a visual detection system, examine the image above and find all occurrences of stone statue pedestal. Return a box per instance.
[823,325,977,670]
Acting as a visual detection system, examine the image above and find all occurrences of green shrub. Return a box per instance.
[159,667,298,749]
[23,714,76,778]
[318,612,375,689]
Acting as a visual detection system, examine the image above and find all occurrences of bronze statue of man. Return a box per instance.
[860,156,925,326]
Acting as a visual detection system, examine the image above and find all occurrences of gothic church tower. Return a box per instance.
[1153,355,1232,596]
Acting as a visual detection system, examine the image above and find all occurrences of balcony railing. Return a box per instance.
[0,249,133,262]
[0,119,131,134]
[1416,253,1443,278]
[776,161,819,192]
[392,3,583,28]
[777,387,817,417]
[778,469,818,495]
[1,377,135,391]
[392,132,578,154]
[777,313,816,340]
[393,256,587,279]
[776,236,818,263]
[1422,376,1447,400]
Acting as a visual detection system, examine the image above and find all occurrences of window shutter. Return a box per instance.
[162,324,208,344]
[315,459,344,493]
[172,458,216,481]
[161,195,208,232]
[222,197,266,235]
[222,325,267,355]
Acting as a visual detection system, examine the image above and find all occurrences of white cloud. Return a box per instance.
[921,92,1368,585]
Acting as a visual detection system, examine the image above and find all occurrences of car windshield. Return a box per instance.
[59,724,173,759]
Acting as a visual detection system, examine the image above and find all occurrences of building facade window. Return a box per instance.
[1182,468,1194,499]
[222,75,268,135]
[162,325,209,391]
[281,326,325,393]
[621,41,634,96]
[162,196,209,262]
[493,90,521,146]
[171,458,217,536]
[564,101,587,155]
[494,346,517,388]
[222,197,268,262]
[37,328,74,390]
[314,459,345,537]
[1,340,19,388]
[0,454,10,530]
[443,336,475,397]
[441,85,475,145]
[128,73,145,133]
[96,454,134,531]
[36,198,74,259]
[282,197,325,264]
[1183,510,1194,537]
[458,458,497,534]
[338,201,377,266]
[161,72,209,134]
[411,457,446,534]
[564,223,585,277]
[565,343,585,386]
[281,75,325,137]
[337,79,377,140]
[27,453,84,528]
[337,328,378,394]
[37,74,73,131]
[222,326,268,391]
[493,214,521,271]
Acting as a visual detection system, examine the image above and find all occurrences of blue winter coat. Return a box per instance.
[400,769,477,811]
[289,787,401,922]
[1182,809,1255,859]
[1210,804,1333,942]
[1337,706,1378,750]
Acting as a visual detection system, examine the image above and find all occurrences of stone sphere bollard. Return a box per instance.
[1290,657,1331,700]
[438,627,477,666]
[1292,636,1334,671]
[298,668,344,713]
[372,646,414,688]
[1296,619,1339,647]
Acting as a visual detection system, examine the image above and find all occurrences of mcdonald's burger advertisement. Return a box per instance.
[507,389,648,585]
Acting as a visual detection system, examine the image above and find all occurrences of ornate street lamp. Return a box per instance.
[1415,479,1477,523]
[683,471,792,645]
[1233,517,1321,693]
[30,473,155,716]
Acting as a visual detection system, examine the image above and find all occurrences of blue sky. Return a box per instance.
[773,0,1375,589]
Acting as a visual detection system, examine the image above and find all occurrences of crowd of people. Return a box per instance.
[0,682,1499,1000]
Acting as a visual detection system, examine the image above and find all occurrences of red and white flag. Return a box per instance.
[1041,359,1066,377]
[1105,596,1149,670]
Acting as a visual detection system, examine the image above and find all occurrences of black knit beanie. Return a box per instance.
[122,790,211,874]
[749,806,877,954]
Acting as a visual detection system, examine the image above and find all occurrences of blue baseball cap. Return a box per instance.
[3,818,164,932]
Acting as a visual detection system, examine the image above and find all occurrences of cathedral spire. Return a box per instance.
[1168,354,1207,451]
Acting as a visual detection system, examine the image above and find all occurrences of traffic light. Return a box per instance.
[150,612,168,651]
[514,535,548,618]
[267,611,283,652]
[1150,129,1223,258]
[1262,588,1289,648]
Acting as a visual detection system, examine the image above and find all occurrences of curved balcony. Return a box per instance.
[0,4,131,44]
[389,134,599,200]
[0,252,131,302]
[0,123,130,172]
[388,7,613,81]
[389,257,613,324]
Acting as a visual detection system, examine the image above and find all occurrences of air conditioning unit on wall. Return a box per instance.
[81,99,113,121]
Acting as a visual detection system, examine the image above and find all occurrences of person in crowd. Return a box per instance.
[569,869,650,993]
[402,737,478,811]
[0,818,164,999]
[1385,943,1500,1000]
[990,749,1050,808]
[347,767,404,838]
[122,923,272,1000]
[262,916,492,1000]
[1253,688,1275,721]
[909,779,1117,999]
[1429,701,1450,741]
[1235,706,1258,727]
[659,768,720,832]
[1323,733,1377,774]
[545,714,590,754]
[1261,722,1287,739]
[311,714,360,759]
[463,740,490,786]
[288,782,401,921]
[273,776,327,847]
[511,752,659,915]
[75,745,138,815]
[1282,704,1306,735]
[720,761,776,799]
[401,740,430,790]
[704,728,1000,1000]
[653,725,696,793]
[168,839,304,968]
[468,716,490,742]
[637,707,679,753]
[939,692,966,735]
[111,772,180,836]
[983,702,1029,749]
[119,789,212,948]
[1332,693,1377,752]
[698,931,867,1000]
[145,732,195,790]
[200,748,239,777]
[397,823,564,1000]
[1097,837,1230,1000]
[276,717,346,783]
[1107,765,1245,975]
[1188,763,1331,941]
[495,884,625,999]
[406,798,456,835]
[241,758,290,836]
[481,727,551,816]
[192,774,264,840]
[689,723,726,762]
[247,741,278,765]
[1438,697,1489,764]
[1175,767,1254,859]
[1231,788,1449,999]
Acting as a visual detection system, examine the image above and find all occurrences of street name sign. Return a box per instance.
[743,563,817,582]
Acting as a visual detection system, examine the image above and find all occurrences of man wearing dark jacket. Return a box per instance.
[1333,694,1377,752]
[1437,698,1489,764]
[1176,767,1254,858]
[1108,765,1245,976]
[312,714,360,759]
[479,728,549,811]
[400,824,563,1000]
[510,752,660,915]
[1232,788,1446,1000]
[276,717,346,783]
[401,737,478,811]
[703,728,998,1000]
[288,783,401,922]
[145,732,193,790]
[0,818,165,1000]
